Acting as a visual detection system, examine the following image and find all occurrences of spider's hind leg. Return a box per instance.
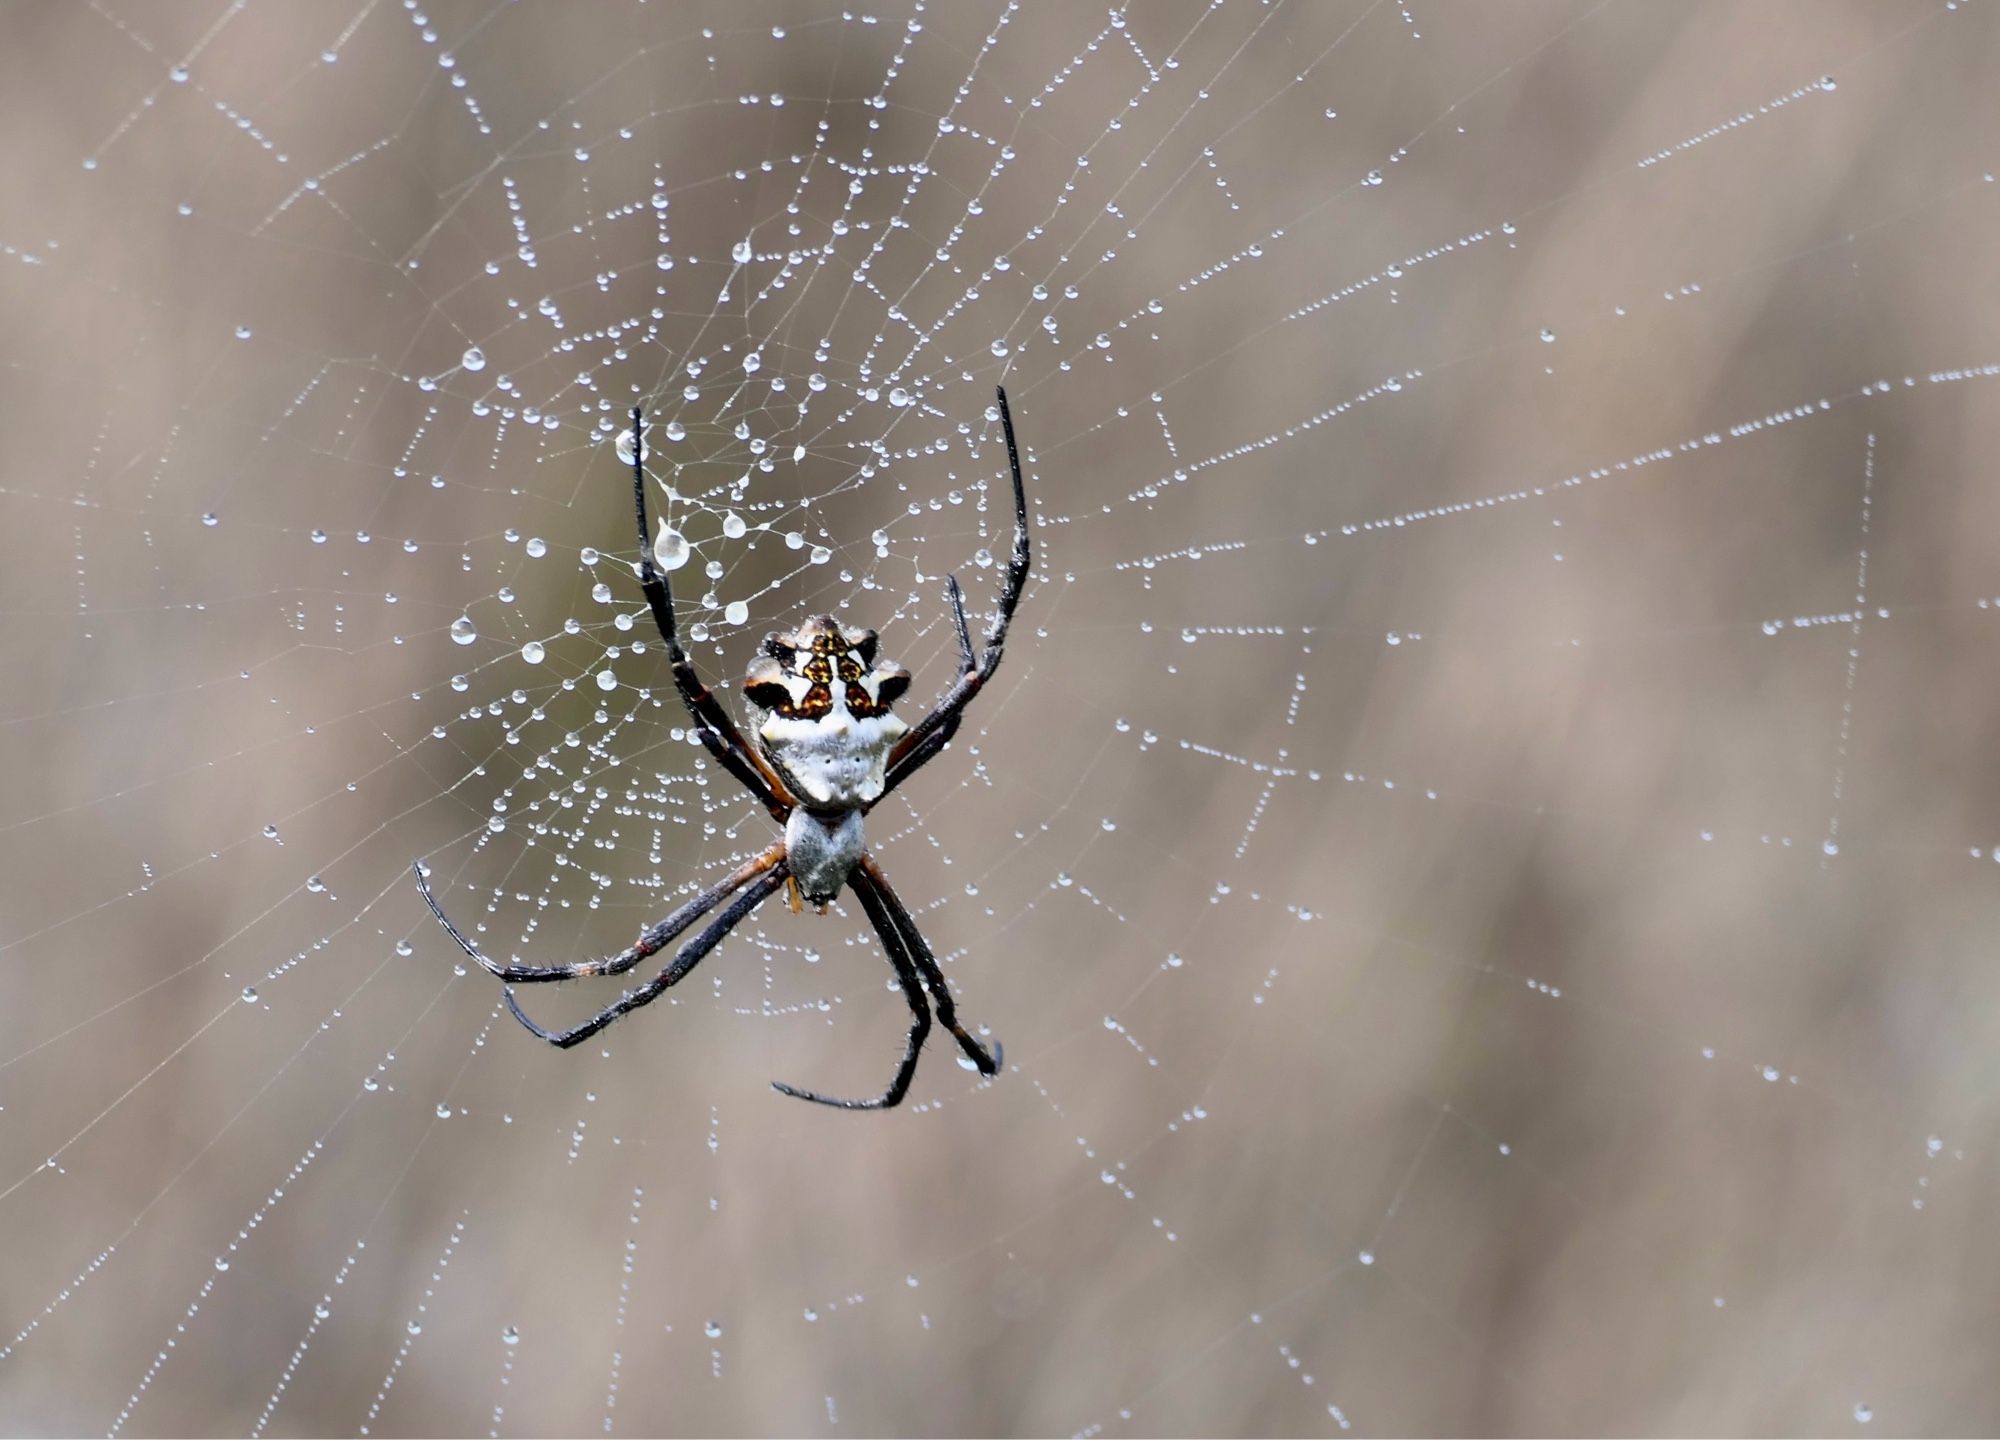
[769,871,936,1110]
[855,855,1002,1078]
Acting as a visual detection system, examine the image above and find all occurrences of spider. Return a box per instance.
[414,386,1031,1110]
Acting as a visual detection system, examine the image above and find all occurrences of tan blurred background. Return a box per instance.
[2,1,1999,1434]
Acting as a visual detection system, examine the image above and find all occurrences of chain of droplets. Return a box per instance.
[249,1238,369,1438]
[0,1240,118,1367]
[357,1212,469,1435]
[108,1138,328,1436]
[601,1185,644,1433]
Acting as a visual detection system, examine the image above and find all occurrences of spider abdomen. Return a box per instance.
[758,709,907,808]
[785,806,865,905]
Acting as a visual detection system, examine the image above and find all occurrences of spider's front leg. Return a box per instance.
[628,407,795,824]
[871,386,1032,807]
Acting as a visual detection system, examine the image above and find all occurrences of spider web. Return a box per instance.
[3,1,1999,1432]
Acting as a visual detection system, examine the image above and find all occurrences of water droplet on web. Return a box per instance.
[665,419,687,442]
[363,1076,379,1092]
[974,547,994,569]
[722,512,747,539]
[435,1104,452,1119]
[809,546,831,565]
[1540,327,1556,343]
[449,616,477,645]
[310,529,327,544]
[1853,1402,1871,1423]
[214,1257,231,1271]
[201,511,219,527]
[525,536,547,559]
[315,1301,331,1320]
[596,669,618,692]
[262,824,280,840]
[990,339,1010,357]
[461,346,486,371]
[724,601,749,626]
[704,1320,723,1338]
[240,986,258,1003]
[654,527,690,570]
[406,1320,422,1336]
[1357,1249,1374,1265]
[520,641,545,664]
[889,386,912,407]
[502,1325,519,1345]
[732,238,754,263]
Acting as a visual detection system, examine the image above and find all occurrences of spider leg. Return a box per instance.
[414,843,784,982]
[870,385,1031,806]
[770,877,932,1110]
[504,866,788,1048]
[855,854,1002,1075]
[629,407,796,823]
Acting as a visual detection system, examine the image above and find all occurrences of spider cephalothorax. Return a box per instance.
[415,386,1032,1111]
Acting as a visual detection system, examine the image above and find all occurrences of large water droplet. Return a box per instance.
[596,669,618,692]
[654,527,690,571]
[461,346,486,371]
[449,616,477,646]
[724,601,749,626]
[520,641,545,664]
[731,238,753,263]
[722,512,747,540]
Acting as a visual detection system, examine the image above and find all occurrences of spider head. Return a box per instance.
[742,615,911,722]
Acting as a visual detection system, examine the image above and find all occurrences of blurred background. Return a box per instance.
[2,1,1998,1433]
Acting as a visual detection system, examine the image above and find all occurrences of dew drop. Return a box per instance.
[461,346,486,371]
[722,512,747,540]
[241,986,258,1003]
[520,640,545,664]
[449,616,477,646]
[724,601,749,626]
[502,1325,520,1345]
[596,669,618,692]
[654,527,690,571]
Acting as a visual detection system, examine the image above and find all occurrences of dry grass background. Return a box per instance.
[2,2,1999,1434]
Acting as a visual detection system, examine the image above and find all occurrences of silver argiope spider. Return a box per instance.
[414,387,1031,1110]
